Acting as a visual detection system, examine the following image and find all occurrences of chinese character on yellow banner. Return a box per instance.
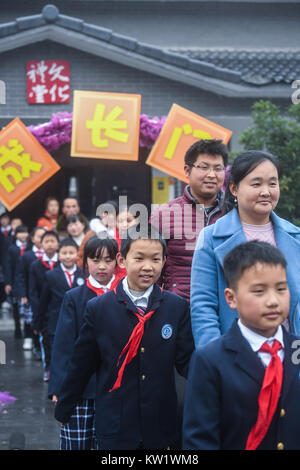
[146,104,232,182]
[71,90,141,161]
[0,118,60,211]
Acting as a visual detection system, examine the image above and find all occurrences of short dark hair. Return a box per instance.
[83,235,118,272]
[67,214,88,230]
[223,241,287,290]
[120,224,167,259]
[59,238,78,251]
[15,224,28,234]
[41,230,59,243]
[184,139,228,168]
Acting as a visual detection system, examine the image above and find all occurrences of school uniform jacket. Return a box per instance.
[182,320,300,450]
[48,284,97,400]
[54,281,194,450]
[4,244,22,296]
[35,264,84,333]
[15,249,39,299]
[28,258,58,323]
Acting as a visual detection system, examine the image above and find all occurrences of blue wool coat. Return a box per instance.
[183,320,300,450]
[191,208,300,348]
[49,284,97,400]
[54,281,194,450]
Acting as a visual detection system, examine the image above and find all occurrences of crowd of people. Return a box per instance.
[1,138,300,451]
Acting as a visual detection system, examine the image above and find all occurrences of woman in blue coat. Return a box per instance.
[191,150,300,348]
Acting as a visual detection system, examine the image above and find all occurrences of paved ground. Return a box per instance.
[0,306,60,450]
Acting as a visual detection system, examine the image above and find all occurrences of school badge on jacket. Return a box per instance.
[161,324,173,340]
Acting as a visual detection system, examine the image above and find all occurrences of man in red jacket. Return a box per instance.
[150,139,228,303]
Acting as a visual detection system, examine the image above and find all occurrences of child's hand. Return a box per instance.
[52,395,58,403]
[5,285,11,295]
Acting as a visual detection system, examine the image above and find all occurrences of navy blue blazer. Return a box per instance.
[54,281,194,450]
[49,284,97,399]
[15,249,38,298]
[182,320,300,450]
[4,244,22,295]
[35,264,84,333]
[28,259,58,321]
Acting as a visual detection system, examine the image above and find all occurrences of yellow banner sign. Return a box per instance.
[0,118,60,211]
[146,104,232,182]
[71,90,141,161]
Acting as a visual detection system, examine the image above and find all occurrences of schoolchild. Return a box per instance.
[29,230,59,381]
[35,239,84,373]
[15,226,46,351]
[4,225,29,338]
[49,235,121,450]
[183,241,300,450]
[54,224,194,450]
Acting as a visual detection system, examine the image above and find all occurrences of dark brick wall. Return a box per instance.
[0,40,269,121]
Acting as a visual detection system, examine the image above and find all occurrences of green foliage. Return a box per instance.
[238,100,300,226]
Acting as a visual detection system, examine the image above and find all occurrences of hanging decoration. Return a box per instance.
[27,112,167,153]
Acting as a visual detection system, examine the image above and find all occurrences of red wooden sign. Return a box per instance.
[26,60,70,104]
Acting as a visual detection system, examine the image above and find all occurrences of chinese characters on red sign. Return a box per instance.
[26,60,70,104]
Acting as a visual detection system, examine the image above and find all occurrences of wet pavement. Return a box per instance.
[0,307,60,450]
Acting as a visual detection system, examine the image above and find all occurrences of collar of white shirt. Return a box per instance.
[32,245,43,254]
[122,276,153,309]
[60,263,77,275]
[16,239,26,248]
[88,274,115,291]
[237,319,284,366]
[43,253,58,263]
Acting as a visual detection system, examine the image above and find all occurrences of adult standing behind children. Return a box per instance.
[183,241,300,450]
[150,139,228,303]
[56,197,89,239]
[37,197,60,231]
[191,150,300,348]
[54,225,194,450]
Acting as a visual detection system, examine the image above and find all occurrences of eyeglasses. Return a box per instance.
[190,164,225,174]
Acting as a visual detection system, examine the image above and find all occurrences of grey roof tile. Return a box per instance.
[55,14,84,32]
[0,21,18,38]
[82,23,112,41]
[110,33,137,51]
[16,14,46,31]
[169,48,300,86]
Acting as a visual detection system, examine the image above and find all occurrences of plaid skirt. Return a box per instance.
[60,398,98,450]
[18,301,33,324]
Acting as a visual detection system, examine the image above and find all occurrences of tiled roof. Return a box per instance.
[168,48,300,86]
[0,4,297,93]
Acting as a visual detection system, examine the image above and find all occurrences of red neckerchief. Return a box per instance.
[41,259,55,270]
[109,285,162,392]
[64,270,75,288]
[245,340,283,450]
[86,275,120,296]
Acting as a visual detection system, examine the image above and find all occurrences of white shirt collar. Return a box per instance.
[238,319,284,352]
[122,276,153,308]
[16,239,26,248]
[60,263,77,274]
[32,245,43,254]
[88,274,115,291]
[43,253,58,263]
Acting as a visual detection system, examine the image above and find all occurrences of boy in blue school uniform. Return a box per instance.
[29,230,59,381]
[15,226,46,352]
[54,224,194,450]
[4,225,29,338]
[35,239,84,376]
[183,241,300,450]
